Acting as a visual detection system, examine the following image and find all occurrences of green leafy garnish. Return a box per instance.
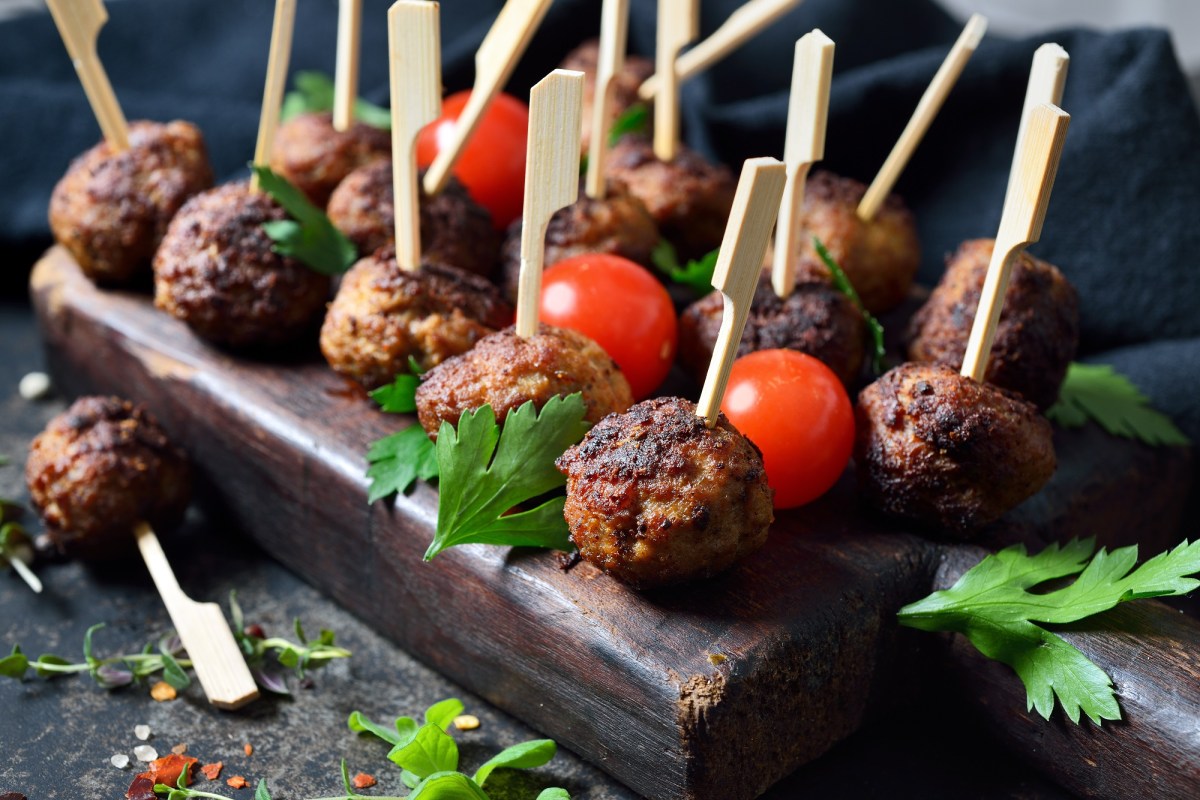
[365,369,440,502]
[281,70,392,129]
[370,374,420,414]
[472,739,556,787]
[651,240,720,296]
[608,103,649,146]
[250,165,358,276]
[1046,363,1189,446]
[812,237,886,374]
[899,537,1200,724]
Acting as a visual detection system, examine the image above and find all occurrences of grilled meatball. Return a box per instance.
[321,245,513,389]
[499,185,660,302]
[327,161,500,277]
[49,120,213,285]
[907,239,1079,410]
[153,181,331,348]
[855,362,1055,535]
[793,170,920,314]
[560,38,655,155]
[606,136,735,261]
[25,397,190,560]
[556,396,773,588]
[268,111,390,207]
[415,323,633,439]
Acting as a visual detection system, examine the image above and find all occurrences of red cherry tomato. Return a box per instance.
[721,349,854,509]
[416,90,528,229]
[540,254,678,400]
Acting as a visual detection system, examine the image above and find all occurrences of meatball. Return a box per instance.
[556,396,774,588]
[499,185,661,302]
[49,120,213,285]
[25,397,190,560]
[268,111,390,207]
[320,245,513,389]
[854,362,1056,535]
[560,38,656,155]
[907,239,1079,410]
[326,161,500,277]
[415,323,633,439]
[793,170,920,314]
[605,136,735,261]
[153,181,331,348]
[679,266,867,388]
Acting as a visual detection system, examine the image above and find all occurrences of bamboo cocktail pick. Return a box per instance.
[960,103,1069,382]
[423,0,554,196]
[45,0,129,150]
[134,522,259,710]
[333,0,363,132]
[856,13,987,221]
[1005,44,1069,209]
[770,29,834,299]
[389,0,442,271]
[639,0,802,101]
[250,0,298,193]
[653,0,699,162]
[584,0,631,200]
[696,157,787,428]
[515,70,585,338]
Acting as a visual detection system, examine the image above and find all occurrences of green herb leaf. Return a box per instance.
[608,103,649,146]
[0,645,28,679]
[371,374,420,414]
[813,237,886,374]
[281,71,392,129]
[408,771,490,800]
[650,240,720,296]
[537,790,572,800]
[160,649,192,691]
[255,778,272,800]
[348,710,403,746]
[1046,363,1189,446]
[473,739,557,787]
[82,622,103,667]
[387,724,459,778]
[250,165,358,276]
[402,770,422,789]
[424,698,465,730]
[366,426,440,503]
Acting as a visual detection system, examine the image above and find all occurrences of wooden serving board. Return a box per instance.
[31,247,1193,800]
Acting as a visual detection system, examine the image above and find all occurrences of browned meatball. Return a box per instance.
[326,161,500,277]
[153,181,331,348]
[49,120,213,285]
[606,136,735,260]
[556,396,773,588]
[679,267,867,388]
[268,111,390,207]
[320,245,513,389]
[793,170,920,314]
[854,362,1056,534]
[415,323,633,439]
[560,39,655,155]
[499,185,661,302]
[25,397,190,560]
[907,239,1079,410]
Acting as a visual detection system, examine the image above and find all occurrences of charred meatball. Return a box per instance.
[907,239,1079,410]
[560,38,656,155]
[556,396,774,588]
[268,112,390,207]
[606,136,735,260]
[25,397,190,560]
[321,245,513,389]
[49,120,213,285]
[855,362,1055,535]
[153,181,331,348]
[415,323,633,439]
[327,161,500,277]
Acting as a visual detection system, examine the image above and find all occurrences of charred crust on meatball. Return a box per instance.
[268,111,391,207]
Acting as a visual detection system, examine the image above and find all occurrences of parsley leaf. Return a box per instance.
[251,165,358,276]
[473,739,556,787]
[813,237,886,374]
[280,70,392,129]
[608,103,649,146]
[651,240,720,296]
[1046,363,1189,446]
[364,369,439,501]
[899,538,1200,724]
[388,723,460,777]
[426,395,588,561]
[369,374,419,414]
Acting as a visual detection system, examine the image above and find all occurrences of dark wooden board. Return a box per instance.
[30,248,1193,800]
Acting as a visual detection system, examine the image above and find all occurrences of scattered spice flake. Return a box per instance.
[707,653,727,666]
[453,714,480,731]
[243,742,254,756]
[124,775,156,800]
[150,680,177,702]
[352,773,377,789]
[226,776,250,790]
[200,762,224,781]
[139,754,198,788]
[171,744,189,755]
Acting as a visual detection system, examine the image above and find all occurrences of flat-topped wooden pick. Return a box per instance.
[696,157,787,427]
[960,103,1069,382]
[423,0,554,196]
[45,0,129,150]
[639,0,802,101]
[389,0,442,271]
[770,29,834,299]
[134,522,259,710]
[1005,43,1069,210]
[584,0,631,200]
[333,0,363,132]
[653,0,699,162]
[515,70,584,338]
[250,0,298,192]
[857,13,987,221]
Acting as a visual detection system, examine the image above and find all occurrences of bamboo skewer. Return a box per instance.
[423,0,555,196]
[960,103,1069,382]
[45,0,129,150]
[770,29,834,299]
[696,157,788,427]
[515,70,585,338]
[639,0,802,101]
[856,13,987,222]
[333,0,363,132]
[389,1,442,271]
[250,0,298,192]
[585,0,631,200]
[653,0,699,162]
[1005,44,1069,210]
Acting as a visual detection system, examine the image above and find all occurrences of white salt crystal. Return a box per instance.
[133,745,158,762]
[18,372,50,400]
[134,724,151,741]
[110,754,130,769]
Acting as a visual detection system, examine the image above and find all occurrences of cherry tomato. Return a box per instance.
[540,254,677,400]
[416,90,528,229]
[721,349,854,509]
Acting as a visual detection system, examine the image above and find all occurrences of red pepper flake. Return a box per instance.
[243,742,254,756]
[200,762,224,781]
[171,744,188,755]
[136,754,198,789]
[352,773,377,789]
[226,776,250,790]
[124,775,156,800]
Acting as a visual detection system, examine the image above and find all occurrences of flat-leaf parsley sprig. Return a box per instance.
[280,71,392,129]
[651,240,719,297]
[365,367,439,502]
[1046,363,1189,446]
[251,165,358,276]
[813,237,886,374]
